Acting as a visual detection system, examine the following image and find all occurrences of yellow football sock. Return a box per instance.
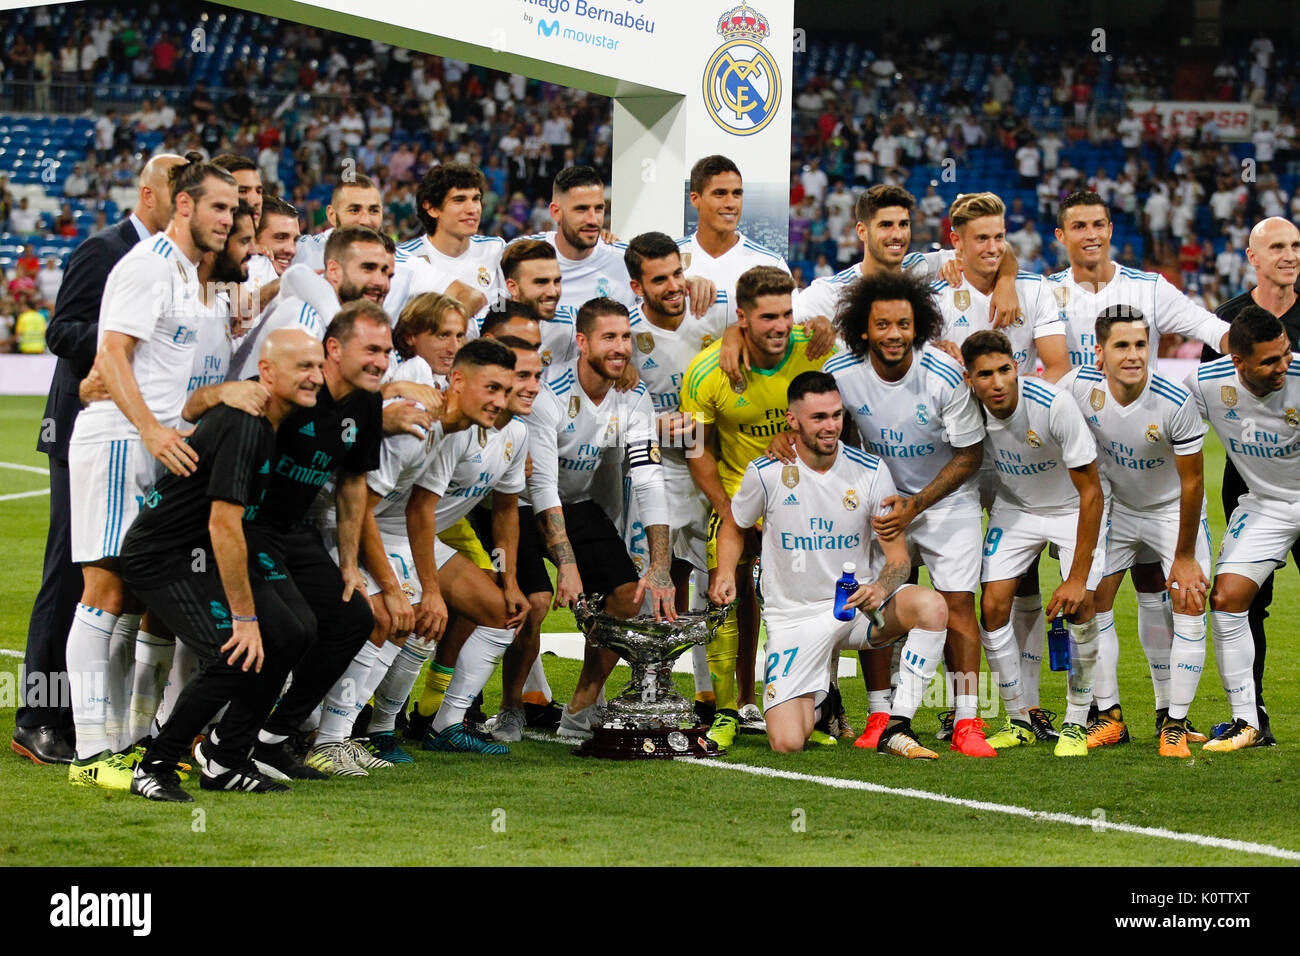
[417,663,454,717]
[707,608,740,713]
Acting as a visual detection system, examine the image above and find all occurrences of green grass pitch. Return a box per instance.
[0,394,1295,866]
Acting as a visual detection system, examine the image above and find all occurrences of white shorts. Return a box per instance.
[330,529,455,601]
[69,438,160,563]
[904,504,982,593]
[981,505,1107,591]
[623,451,709,573]
[1105,500,1212,579]
[761,590,906,710]
[1216,494,1300,585]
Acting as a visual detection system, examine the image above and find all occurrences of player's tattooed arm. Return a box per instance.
[873,441,982,539]
[539,507,582,609]
[637,523,677,621]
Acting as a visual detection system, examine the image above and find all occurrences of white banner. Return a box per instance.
[1128,101,1277,142]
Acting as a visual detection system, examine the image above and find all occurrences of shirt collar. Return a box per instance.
[128,213,153,241]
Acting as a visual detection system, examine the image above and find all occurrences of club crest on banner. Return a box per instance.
[703,4,781,137]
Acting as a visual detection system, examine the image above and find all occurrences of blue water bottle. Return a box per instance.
[1048,615,1071,671]
[833,562,858,622]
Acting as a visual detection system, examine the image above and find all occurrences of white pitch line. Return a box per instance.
[0,488,50,502]
[522,730,1300,861]
[0,461,46,475]
[0,648,23,658]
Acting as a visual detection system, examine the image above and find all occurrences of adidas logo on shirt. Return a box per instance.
[469,453,482,463]
[1225,409,1239,420]
[258,460,270,474]
[783,493,799,505]
[1088,415,1100,425]
[735,396,750,407]
[299,421,316,436]
[642,357,657,369]
[564,422,576,432]
[856,403,872,416]
[955,316,969,327]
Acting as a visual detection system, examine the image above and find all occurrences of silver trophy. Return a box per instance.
[572,595,729,759]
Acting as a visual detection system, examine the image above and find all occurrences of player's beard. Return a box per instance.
[337,278,381,304]
[558,216,598,253]
[523,292,558,321]
[210,251,249,284]
[191,217,228,256]
[647,288,686,319]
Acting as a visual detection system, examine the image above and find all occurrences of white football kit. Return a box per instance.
[69,233,224,562]
[823,345,986,591]
[291,228,331,272]
[934,272,1065,375]
[230,294,326,381]
[396,233,505,320]
[980,377,1106,588]
[185,309,233,403]
[1047,263,1231,368]
[515,232,637,313]
[1061,366,1211,577]
[677,230,789,318]
[384,250,455,324]
[621,302,732,571]
[730,443,906,709]
[1188,355,1300,583]
[795,252,954,325]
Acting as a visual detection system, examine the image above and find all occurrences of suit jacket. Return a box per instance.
[37,218,143,462]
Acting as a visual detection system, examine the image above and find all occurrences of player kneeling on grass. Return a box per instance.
[961,331,1106,757]
[708,372,949,757]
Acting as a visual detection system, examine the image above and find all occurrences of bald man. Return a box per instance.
[1199,215,1300,746]
[121,329,325,801]
[14,154,187,766]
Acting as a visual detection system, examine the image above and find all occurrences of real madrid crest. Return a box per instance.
[541,349,553,366]
[1026,429,1042,448]
[1221,385,1237,408]
[1286,408,1300,428]
[636,332,655,353]
[704,4,781,137]
[477,426,488,448]
[1090,388,1106,411]
[700,334,714,349]
[953,290,970,312]
[1145,424,1160,444]
[477,266,491,288]
[843,489,859,511]
[914,403,930,426]
[781,465,799,488]
[604,414,619,440]
[649,443,662,463]
[1011,310,1025,328]
[568,395,580,418]
[504,440,513,461]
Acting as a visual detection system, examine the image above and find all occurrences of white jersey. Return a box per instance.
[795,252,954,323]
[628,300,730,419]
[822,345,985,508]
[368,422,444,537]
[417,418,528,527]
[1047,262,1231,368]
[186,312,233,401]
[72,233,224,444]
[677,230,789,318]
[1060,365,1206,511]
[933,271,1065,375]
[1187,354,1300,503]
[983,377,1098,515]
[292,228,332,272]
[385,251,455,324]
[381,353,443,389]
[230,294,326,381]
[247,254,279,294]
[516,231,636,313]
[524,360,666,526]
[396,233,505,319]
[536,307,580,370]
[730,442,895,613]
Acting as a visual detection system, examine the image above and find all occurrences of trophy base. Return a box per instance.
[573,725,725,760]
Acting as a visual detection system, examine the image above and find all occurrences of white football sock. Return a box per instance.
[128,631,174,745]
[106,611,141,752]
[980,620,1023,717]
[317,641,384,745]
[1136,591,1173,711]
[1011,594,1045,709]
[691,644,711,697]
[1210,610,1256,723]
[1064,617,1100,726]
[523,652,553,701]
[154,640,200,733]
[433,626,513,734]
[67,604,116,760]
[1092,609,1119,710]
[867,689,892,715]
[359,642,400,716]
[369,639,432,735]
[891,628,946,719]
[955,694,978,723]
[1168,612,1207,721]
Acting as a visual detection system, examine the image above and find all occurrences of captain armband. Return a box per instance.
[626,439,663,469]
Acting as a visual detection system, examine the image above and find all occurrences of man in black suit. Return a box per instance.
[12,154,184,765]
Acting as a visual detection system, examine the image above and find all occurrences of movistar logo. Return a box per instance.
[537,19,560,37]
[299,421,315,436]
